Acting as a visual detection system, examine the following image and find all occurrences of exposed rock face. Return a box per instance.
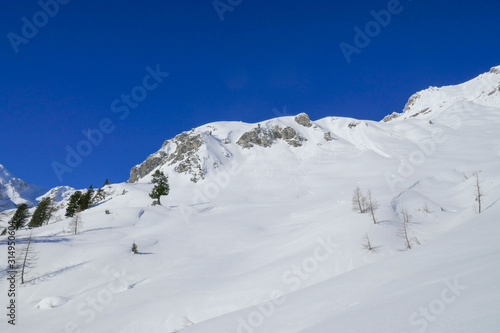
[490,67,500,74]
[409,107,432,118]
[128,131,205,183]
[323,132,333,141]
[382,112,401,122]
[237,125,306,148]
[294,113,313,127]
[348,121,360,129]
[402,93,420,113]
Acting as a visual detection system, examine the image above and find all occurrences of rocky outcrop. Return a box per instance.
[382,112,401,122]
[402,93,420,113]
[490,67,500,75]
[128,154,165,183]
[128,131,206,183]
[237,124,305,148]
[294,113,313,127]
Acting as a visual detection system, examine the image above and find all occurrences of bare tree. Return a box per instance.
[422,202,430,213]
[352,186,367,213]
[361,233,376,252]
[68,206,83,235]
[17,231,38,284]
[366,190,377,223]
[398,209,419,250]
[473,171,485,214]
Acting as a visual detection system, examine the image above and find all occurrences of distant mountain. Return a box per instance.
[0,164,47,210]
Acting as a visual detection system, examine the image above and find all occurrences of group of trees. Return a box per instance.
[65,179,110,218]
[354,170,485,252]
[397,208,420,250]
[2,171,167,234]
[6,198,56,231]
[0,173,169,283]
[65,186,93,218]
[352,187,420,252]
[352,187,377,224]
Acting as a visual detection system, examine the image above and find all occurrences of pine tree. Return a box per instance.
[11,204,30,230]
[103,179,110,186]
[79,185,94,210]
[131,242,138,254]
[28,197,52,228]
[93,187,106,203]
[149,170,170,205]
[66,191,82,218]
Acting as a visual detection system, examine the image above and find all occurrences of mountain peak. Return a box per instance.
[383,65,500,122]
[490,65,500,74]
[0,164,47,210]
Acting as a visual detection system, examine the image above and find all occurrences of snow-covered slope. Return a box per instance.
[1,66,499,333]
[0,164,47,210]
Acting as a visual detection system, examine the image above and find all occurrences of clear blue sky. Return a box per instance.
[1,0,499,190]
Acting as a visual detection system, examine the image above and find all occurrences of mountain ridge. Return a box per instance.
[0,164,47,210]
[126,65,500,186]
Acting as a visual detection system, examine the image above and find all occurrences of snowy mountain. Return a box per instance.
[0,164,47,210]
[1,66,499,333]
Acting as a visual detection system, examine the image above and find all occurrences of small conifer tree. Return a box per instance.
[79,185,94,210]
[66,191,83,218]
[149,170,169,205]
[11,204,30,230]
[28,197,52,228]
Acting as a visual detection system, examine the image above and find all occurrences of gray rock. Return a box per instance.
[237,125,306,148]
[348,121,360,129]
[294,113,313,127]
[128,154,165,183]
[382,112,401,122]
[128,131,206,183]
[402,93,421,113]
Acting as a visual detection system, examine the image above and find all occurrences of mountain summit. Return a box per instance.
[383,65,500,122]
[0,164,46,210]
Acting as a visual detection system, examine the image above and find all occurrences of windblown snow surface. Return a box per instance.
[1,66,500,332]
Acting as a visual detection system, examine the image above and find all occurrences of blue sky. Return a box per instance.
[1,0,499,190]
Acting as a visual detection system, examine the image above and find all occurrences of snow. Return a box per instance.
[0,164,47,209]
[1,66,500,332]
